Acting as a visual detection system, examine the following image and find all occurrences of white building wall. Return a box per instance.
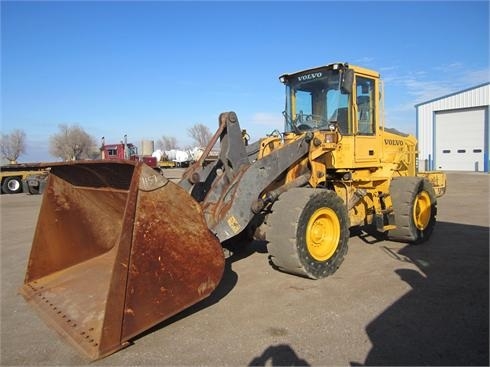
[416,83,490,170]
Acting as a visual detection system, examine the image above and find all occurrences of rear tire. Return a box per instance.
[2,176,23,194]
[267,188,349,279]
[387,177,437,244]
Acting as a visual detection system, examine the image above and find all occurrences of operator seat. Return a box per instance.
[357,96,372,134]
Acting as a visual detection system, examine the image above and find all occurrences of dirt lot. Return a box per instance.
[1,171,488,366]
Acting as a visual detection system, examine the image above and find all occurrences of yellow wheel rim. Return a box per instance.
[306,208,340,261]
[413,191,431,230]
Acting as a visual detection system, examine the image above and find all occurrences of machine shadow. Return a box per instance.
[248,344,310,366]
[352,221,489,366]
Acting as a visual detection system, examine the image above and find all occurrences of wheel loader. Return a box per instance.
[20,62,446,360]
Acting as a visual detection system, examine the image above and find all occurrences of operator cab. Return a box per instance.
[280,62,377,137]
[279,63,353,134]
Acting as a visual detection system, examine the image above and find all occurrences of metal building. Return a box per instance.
[415,82,489,172]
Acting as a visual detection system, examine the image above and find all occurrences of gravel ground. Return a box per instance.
[1,171,488,366]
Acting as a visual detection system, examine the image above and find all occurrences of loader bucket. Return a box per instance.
[19,160,225,361]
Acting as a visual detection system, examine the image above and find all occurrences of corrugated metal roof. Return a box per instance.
[415,82,490,107]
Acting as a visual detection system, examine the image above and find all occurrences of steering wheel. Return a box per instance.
[297,124,313,131]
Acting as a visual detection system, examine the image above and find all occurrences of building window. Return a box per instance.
[107,148,118,157]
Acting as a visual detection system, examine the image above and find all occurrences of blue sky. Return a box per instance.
[2,1,489,162]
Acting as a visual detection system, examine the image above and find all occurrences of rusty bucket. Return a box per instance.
[19,160,225,360]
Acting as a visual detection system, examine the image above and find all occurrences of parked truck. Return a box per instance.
[100,136,158,168]
[20,62,446,360]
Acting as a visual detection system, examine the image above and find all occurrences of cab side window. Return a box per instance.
[356,77,375,135]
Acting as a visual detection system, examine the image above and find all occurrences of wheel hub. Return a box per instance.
[306,208,340,261]
[413,191,431,230]
[8,179,20,192]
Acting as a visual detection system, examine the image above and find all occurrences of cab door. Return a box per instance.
[354,75,379,163]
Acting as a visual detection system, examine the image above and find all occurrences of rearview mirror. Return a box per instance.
[341,69,354,94]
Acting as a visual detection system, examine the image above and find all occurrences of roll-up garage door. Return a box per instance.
[435,108,486,171]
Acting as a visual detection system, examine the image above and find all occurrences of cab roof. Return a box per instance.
[279,62,380,82]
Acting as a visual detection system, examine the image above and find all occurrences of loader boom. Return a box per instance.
[180,112,311,242]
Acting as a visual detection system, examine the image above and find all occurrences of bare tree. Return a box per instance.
[49,124,97,161]
[187,123,212,147]
[0,129,26,163]
[156,136,178,151]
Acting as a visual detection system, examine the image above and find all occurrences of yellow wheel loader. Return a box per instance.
[20,62,446,360]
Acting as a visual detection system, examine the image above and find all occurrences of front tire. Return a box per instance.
[267,188,349,279]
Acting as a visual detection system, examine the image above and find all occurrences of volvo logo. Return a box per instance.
[384,139,404,146]
[297,72,323,82]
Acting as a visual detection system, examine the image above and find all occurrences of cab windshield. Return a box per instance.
[284,69,350,134]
